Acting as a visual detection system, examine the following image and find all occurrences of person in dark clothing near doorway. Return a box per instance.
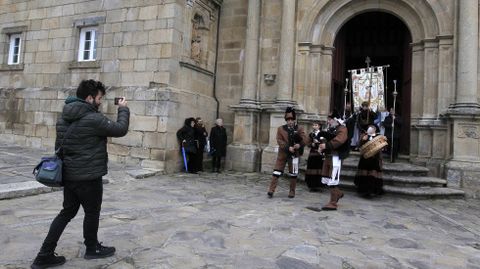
[383,108,402,162]
[357,101,376,132]
[177,117,198,173]
[209,118,227,173]
[31,80,130,269]
[194,117,208,172]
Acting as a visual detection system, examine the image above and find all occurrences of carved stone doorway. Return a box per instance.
[331,12,412,154]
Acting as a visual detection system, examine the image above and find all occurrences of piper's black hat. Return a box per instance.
[284,107,296,120]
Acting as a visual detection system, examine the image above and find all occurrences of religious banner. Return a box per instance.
[351,66,385,112]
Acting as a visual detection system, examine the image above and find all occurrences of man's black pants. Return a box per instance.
[212,155,222,171]
[40,178,103,253]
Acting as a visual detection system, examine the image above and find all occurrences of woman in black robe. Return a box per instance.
[176,118,198,173]
[354,125,384,197]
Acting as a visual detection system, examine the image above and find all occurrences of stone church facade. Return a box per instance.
[0,0,479,196]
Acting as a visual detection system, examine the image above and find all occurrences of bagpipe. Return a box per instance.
[287,126,304,176]
[317,128,337,158]
[287,127,304,158]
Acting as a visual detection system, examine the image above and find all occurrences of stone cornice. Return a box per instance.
[73,16,106,27]
[68,61,101,70]
[179,61,214,77]
[1,25,27,34]
[0,64,24,71]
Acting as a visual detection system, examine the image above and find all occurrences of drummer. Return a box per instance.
[353,124,385,197]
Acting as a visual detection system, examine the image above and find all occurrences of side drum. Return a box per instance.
[359,135,388,159]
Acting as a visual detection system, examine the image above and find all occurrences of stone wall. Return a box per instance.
[215,0,247,132]
[0,0,222,172]
[0,86,218,173]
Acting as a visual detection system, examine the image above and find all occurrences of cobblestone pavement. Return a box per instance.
[1,172,479,269]
[0,144,479,268]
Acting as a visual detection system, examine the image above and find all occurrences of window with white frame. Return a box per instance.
[78,27,97,61]
[7,34,21,65]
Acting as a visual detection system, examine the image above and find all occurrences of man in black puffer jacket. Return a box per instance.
[31,80,130,269]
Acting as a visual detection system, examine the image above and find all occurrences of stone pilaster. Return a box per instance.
[450,0,480,110]
[226,0,261,172]
[276,0,296,104]
[260,107,288,173]
[445,0,480,198]
[239,0,260,105]
[409,42,425,159]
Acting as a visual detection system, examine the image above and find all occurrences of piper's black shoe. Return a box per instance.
[84,242,116,260]
[267,192,273,198]
[31,253,66,269]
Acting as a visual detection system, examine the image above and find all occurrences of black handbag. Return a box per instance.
[33,122,77,187]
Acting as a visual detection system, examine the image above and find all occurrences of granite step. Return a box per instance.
[299,153,464,198]
[340,170,447,187]
[342,158,429,177]
[337,181,465,199]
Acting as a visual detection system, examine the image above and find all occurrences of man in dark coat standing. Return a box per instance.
[209,118,227,172]
[31,80,130,268]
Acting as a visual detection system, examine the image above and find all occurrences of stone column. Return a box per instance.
[445,0,480,198]
[240,0,260,105]
[453,0,479,109]
[227,0,261,172]
[276,0,296,103]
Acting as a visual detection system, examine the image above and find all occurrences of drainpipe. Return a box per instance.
[212,4,222,119]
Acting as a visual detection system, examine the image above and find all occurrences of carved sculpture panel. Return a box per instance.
[457,125,480,139]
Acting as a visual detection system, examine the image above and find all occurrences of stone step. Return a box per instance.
[342,158,429,177]
[336,181,465,199]
[383,185,465,199]
[339,170,447,187]
[0,181,60,200]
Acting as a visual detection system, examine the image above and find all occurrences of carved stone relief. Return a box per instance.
[191,13,204,63]
[457,125,480,139]
[188,0,217,68]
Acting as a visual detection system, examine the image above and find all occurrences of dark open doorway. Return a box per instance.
[331,11,412,155]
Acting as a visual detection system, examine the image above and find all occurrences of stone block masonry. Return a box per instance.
[0,86,218,173]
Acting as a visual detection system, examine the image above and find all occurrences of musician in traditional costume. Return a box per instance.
[354,125,386,197]
[305,121,324,192]
[267,107,307,198]
[318,113,350,210]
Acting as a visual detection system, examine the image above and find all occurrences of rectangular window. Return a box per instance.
[78,27,97,61]
[7,34,21,65]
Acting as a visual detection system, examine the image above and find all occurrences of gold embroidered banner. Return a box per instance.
[351,67,385,112]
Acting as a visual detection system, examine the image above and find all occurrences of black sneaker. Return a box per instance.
[31,253,66,269]
[84,242,116,260]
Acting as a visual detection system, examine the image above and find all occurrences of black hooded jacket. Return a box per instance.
[55,97,130,181]
[176,118,197,153]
